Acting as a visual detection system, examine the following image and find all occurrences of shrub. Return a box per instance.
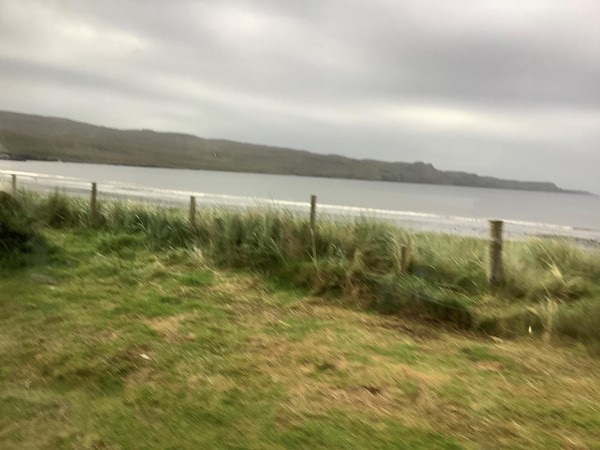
[0,191,45,266]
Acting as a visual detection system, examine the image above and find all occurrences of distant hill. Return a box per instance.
[0,110,580,193]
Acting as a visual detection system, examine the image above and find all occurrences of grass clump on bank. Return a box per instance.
[9,190,600,349]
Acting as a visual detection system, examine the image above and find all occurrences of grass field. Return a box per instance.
[5,190,600,346]
[1,229,600,449]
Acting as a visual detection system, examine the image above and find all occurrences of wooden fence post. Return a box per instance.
[11,174,16,193]
[189,195,196,228]
[488,220,504,286]
[310,195,317,261]
[90,182,98,227]
[400,245,410,273]
[310,195,317,231]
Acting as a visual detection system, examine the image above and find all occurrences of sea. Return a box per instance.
[1,160,599,242]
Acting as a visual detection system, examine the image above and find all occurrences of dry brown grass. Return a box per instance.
[147,313,197,343]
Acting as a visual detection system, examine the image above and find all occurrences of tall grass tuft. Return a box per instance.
[0,191,47,268]
[504,239,600,301]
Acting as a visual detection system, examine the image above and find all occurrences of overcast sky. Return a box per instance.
[1,0,599,192]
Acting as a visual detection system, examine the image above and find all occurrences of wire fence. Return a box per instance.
[4,168,600,312]
[2,169,599,244]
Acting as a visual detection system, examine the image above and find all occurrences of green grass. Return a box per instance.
[9,190,600,349]
[1,229,600,449]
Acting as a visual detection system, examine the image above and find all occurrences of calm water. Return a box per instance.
[2,160,599,231]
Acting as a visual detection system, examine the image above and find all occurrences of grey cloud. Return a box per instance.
[83,0,600,110]
[0,0,599,192]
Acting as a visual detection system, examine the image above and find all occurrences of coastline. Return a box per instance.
[3,155,593,196]
[2,168,599,247]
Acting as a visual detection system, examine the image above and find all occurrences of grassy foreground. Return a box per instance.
[5,190,600,348]
[1,229,600,449]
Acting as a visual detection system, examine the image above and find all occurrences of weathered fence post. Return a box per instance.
[488,220,504,286]
[400,245,410,273]
[310,195,317,261]
[310,195,317,231]
[90,182,98,227]
[11,174,16,193]
[189,195,197,228]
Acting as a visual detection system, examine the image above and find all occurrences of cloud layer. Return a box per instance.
[1,0,599,191]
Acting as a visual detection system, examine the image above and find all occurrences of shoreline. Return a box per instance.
[2,169,599,247]
[1,156,594,197]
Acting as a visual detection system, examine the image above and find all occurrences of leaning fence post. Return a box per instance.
[11,174,16,193]
[310,195,317,261]
[488,220,504,286]
[90,182,98,227]
[189,195,197,228]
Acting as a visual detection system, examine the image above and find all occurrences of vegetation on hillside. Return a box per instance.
[0,110,575,193]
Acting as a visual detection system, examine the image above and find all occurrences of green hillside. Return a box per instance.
[0,110,569,193]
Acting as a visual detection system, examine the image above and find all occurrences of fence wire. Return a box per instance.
[2,169,599,244]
